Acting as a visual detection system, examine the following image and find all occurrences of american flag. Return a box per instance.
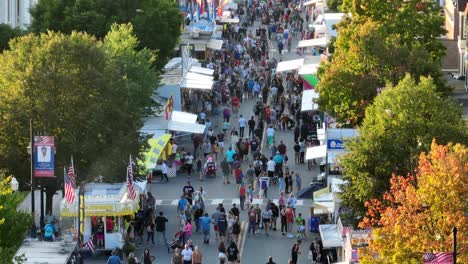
[83,235,95,253]
[423,252,453,263]
[126,155,137,200]
[64,157,76,204]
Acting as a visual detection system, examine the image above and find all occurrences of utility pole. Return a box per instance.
[30,119,35,221]
[453,226,457,264]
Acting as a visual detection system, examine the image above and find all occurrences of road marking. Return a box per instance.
[252,198,263,204]
[170,199,179,205]
[232,198,240,205]
[155,200,163,205]
[296,200,304,206]
[211,199,224,205]
[272,199,279,204]
[239,221,248,260]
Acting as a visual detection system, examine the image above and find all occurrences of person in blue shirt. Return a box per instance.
[44,223,56,241]
[199,213,212,244]
[226,147,236,164]
[107,250,121,264]
[273,152,283,165]
[178,195,189,213]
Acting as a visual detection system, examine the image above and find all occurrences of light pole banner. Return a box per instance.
[34,136,55,178]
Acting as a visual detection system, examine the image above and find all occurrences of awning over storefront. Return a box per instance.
[171,111,198,123]
[305,144,327,160]
[207,38,224,50]
[301,89,319,112]
[188,65,214,76]
[319,224,344,248]
[298,37,328,48]
[276,58,304,72]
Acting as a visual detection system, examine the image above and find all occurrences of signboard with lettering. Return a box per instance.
[327,139,344,150]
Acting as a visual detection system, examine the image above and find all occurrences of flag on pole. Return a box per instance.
[64,157,76,204]
[423,252,453,264]
[83,235,95,253]
[165,95,174,120]
[126,155,137,200]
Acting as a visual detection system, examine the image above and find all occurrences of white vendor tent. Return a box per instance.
[319,224,344,248]
[168,111,206,134]
[298,37,328,48]
[276,58,304,72]
[306,144,327,160]
[188,65,214,76]
[303,0,324,6]
[207,39,224,50]
[301,89,320,112]
[185,72,214,82]
[180,79,213,90]
[298,63,320,75]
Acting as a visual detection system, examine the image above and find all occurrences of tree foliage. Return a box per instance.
[0,24,25,52]
[317,0,447,126]
[0,175,31,262]
[30,0,182,68]
[0,30,153,186]
[340,75,468,222]
[358,142,468,264]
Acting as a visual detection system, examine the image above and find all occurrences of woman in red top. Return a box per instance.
[232,95,240,115]
[285,206,294,237]
[239,183,246,210]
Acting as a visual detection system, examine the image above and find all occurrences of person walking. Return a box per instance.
[146,222,155,246]
[293,142,300,165]
[291,240,301,264]
[141,248,155,264]
[226,241,239,264]
[247,206,257,236]
[199,212,212,244]
[172,247,183,264]
[183,221,193,245]
[221,157,231,184]
[239,183,246,210]
[192,246,203,264]
[238,114,246,138]
[181,244,193,264]
[280,205,288,236]
[262,206,272,236]
[247,116,256,138]
[218,241,227,263]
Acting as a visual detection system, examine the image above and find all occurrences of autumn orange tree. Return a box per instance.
[358,142,467,263]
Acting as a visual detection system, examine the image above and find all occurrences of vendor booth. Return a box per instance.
[188,65,214,76]
[167,111,206,134]
[276,58,304,73]
[298,37,328,48]
[60,182,148,251]
[301,89,319,112]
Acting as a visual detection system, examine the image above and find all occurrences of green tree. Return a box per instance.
[103,23,159,118]
[0,31,147,186]
[0,24,24,52]
[317,0,447,126]
[30,0,182,68]
[0,175,31,262]
[340,75,468,224]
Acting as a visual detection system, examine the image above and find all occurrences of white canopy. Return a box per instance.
[276,58,304,72]
[180,79,213,90]
[306,144,327,160]
[298,37,328,48]
[171,111,198,124]
[168,121,206,134]
[303,0,324,6]
[298,63,320,75]
[185,72,214,82]
[220,17,240,24]
[319,224,344,248]
[314,201,335,214]
[301,89,320,112]
[207,39,224,50]
[188,65,214,76]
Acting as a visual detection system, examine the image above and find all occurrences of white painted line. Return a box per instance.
[252,198,263,205]
[296,200,304,206]
[211,199,224,205]
[170,200,179,205]
[232,199,240,205]
[272,199,279,204]
[155,200,163,205]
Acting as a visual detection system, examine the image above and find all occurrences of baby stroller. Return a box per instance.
[169,230,184,252]
[205,161,217,177]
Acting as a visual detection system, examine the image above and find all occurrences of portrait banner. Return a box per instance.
[34,136,55,177]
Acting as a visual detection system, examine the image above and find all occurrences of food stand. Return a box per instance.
[60,182,147,250]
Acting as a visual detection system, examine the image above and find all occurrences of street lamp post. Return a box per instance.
[27,119,35,221]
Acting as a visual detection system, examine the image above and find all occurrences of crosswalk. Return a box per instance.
[155,198,311,206]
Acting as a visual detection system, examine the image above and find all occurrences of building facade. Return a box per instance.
[0,0,38,29]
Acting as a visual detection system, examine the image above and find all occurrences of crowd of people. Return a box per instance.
[118,0,331,263]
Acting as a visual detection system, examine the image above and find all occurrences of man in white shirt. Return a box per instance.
[238,115,247,138]
[161,161,169,182]
[267,158,276,178]
[271,86,278,104]
[181,244,193,263]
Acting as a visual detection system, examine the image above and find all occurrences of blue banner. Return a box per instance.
[34,136,55,177]
[327,139,344,150]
